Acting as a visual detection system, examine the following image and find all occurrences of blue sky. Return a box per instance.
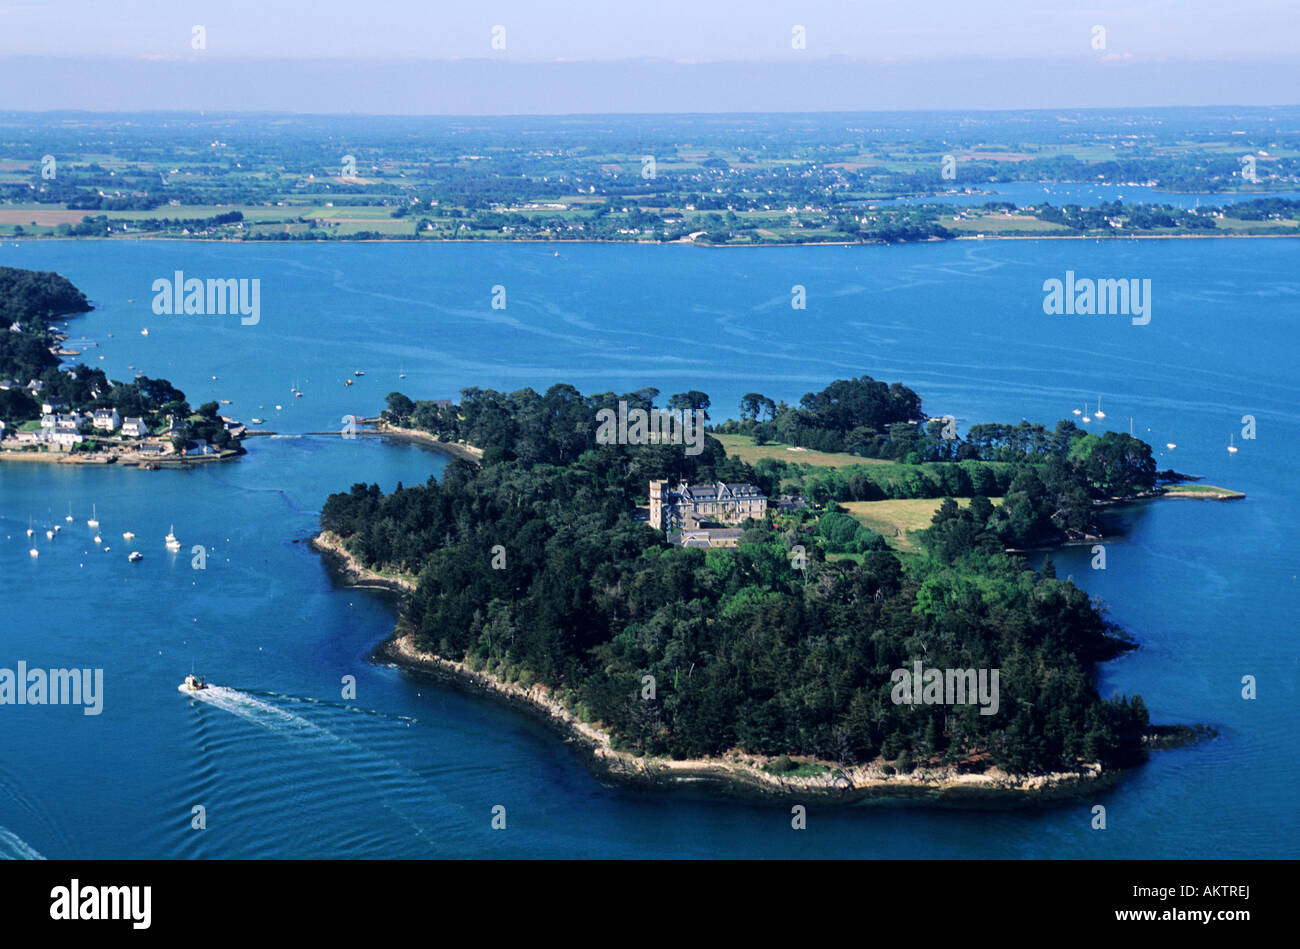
[1,1,1296,111]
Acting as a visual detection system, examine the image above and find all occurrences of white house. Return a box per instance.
[41,398,68,414]
[92,408,121,431]
[49,430,82,451]
[54,413,81,432]
[121,417,147,438]
[40,413,57,429]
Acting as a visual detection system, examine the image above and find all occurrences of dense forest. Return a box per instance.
[324,377,1155,775]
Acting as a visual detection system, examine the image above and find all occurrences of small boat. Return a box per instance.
[1165,442,1177,450]
[140,328,149,336]
[25,517,33,538]
[122,531,135,541]
[45,529,54,540]
[28,548,38,558]
[220,399,231,404]
[1081,402,1091,424]
[353,370,365,377]
[295,391,303,398]
[344,379,353,387]
[87,504,99,528]
[165,525,181,552]
[211,375,218,381]
[1094,396,1106,419]
[93,534,102,544]
[128,551,142,562]
[274,404,282,411]
[1072,407,1081,416]
[64,503,73,523]
[250,418,264,425]
[179,672,209,692]
[1228,433,1238,454]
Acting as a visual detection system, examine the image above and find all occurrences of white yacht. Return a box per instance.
[87,504,99,528]
[165,525,181,552]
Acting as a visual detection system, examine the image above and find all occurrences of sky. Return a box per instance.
[0,1,1296,112]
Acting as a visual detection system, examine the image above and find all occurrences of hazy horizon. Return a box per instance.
[2,0,1297,113]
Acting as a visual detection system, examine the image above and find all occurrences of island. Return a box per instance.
[0,266,247,466]
[314,378,1230,804]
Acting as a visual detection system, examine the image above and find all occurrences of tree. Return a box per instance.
[384,392,416,424]
[739,392,765,422]
[668,390,711,420]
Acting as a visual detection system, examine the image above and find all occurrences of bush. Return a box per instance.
[767,755,796,773]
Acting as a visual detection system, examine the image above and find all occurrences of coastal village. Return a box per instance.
[0,306,247,465]
[0,378,246,465]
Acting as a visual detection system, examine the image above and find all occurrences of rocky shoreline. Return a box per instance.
[313,528,1131,807]
[373,629,1125,807]
[362,421,484,464]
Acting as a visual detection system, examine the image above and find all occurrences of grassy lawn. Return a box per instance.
[841,497,1003,553]
[714,433,890,468]
[1162,483,1244,499]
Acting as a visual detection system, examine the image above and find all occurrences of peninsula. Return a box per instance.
[0,266,248,466]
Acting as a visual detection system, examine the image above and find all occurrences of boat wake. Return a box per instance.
[0,826,45,860]
[179,684,317,733]
[178,684,465,853]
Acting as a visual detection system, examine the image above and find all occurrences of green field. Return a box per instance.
[841,497,1004,552]
[714,433,890,468]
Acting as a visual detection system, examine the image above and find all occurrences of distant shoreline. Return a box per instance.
[7,232,1300,248]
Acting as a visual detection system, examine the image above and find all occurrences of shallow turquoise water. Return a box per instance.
[0,238,1296,858]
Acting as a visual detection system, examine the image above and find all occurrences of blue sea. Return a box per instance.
[0,237,1296,858]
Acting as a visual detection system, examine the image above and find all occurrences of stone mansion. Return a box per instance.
[649,479,768,532]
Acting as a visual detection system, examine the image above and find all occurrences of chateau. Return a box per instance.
[649,479,768,534]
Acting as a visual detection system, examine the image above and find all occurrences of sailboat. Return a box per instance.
[1094,396,1106,419]
[26,516,33,538]
[87,504,99,528]
[122,530,135,541]
[1227,433,1238,454]
[165,525,181,552]
[64,502,73,523]
[28,548,38,558]
[399,364,406,379]
[1081,402,1091,424]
